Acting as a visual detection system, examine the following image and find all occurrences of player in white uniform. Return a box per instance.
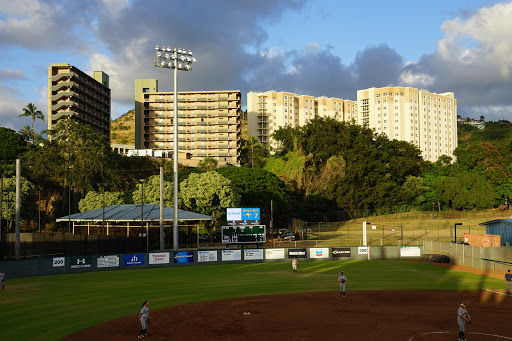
[337,271,347,298]
[457,302,471,341]
[292,257,298,272]
[138,301,151,338]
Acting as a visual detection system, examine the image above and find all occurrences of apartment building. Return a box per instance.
[135,79,241,166]
[357,86,457,162]
[247,90,357,150]
[48,63,111,140]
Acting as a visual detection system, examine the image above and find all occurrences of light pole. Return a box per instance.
[432,202,435,218]
[97,183,107,235]
[454,223,462,243]
[0,175,4,241]
[139,179,147,251]
[154,44,196,251]
[37,186,42,232]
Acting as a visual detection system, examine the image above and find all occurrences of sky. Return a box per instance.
[1,0,511,134]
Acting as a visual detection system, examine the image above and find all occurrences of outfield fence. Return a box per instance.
[423,240,512,272]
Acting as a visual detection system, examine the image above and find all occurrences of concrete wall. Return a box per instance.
[423,241,512,271]
[0,245,422,279]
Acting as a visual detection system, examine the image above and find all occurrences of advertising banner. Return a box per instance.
[124,253,145,266]
[287,248,307,258]
[97,255,120,268]
[244,249,263,260]
[332,248,351,258]
[149,252,170,265]
[198,251,218,262]
[309,248,329,259]
[52,257,65,267]
[70,256,93,269]
[358,246,369,255]
[222,250,242,261]
[174,251,194,263]
[400,246,421,257]
[226,207,261,226]
[265,248,285,260]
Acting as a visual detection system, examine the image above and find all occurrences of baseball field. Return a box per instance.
[0,259,511,340]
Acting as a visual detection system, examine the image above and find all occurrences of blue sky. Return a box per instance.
[1,0,511,134]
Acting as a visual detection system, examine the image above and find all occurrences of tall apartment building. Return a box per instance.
[135,79,241,166]
[48,63,111,140]
[356,87,457,162]
[247,91,357,150]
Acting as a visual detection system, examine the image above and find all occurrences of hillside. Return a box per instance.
[111,110,135,145]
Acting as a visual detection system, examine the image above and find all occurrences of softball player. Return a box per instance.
[337,271,347,298]
[0,270,5,290]
[292,257,298,272]
[457,302,471,341]
[138,301,150,338]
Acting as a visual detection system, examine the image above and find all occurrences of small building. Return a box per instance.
[478,219,512,246]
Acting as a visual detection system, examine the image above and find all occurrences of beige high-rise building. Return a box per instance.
[135,79,241,166]
[48,63,111,140]
[357,86,457,162]
[247,91,357,150]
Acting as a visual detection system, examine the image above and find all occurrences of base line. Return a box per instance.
[486,289,508,296]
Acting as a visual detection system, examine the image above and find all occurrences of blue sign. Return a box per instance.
[174,251,194,263]
[124,253,145,266]
[242,208,260,221]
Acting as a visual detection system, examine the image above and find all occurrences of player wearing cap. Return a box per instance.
[505,269,512,295]
[291,257,298,272]
[337,271,347,298]
[457,302,471,341]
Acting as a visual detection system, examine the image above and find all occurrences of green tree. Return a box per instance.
[436,172,495,210]
[180,171,240,226]
[271,126,298,156]
[19,125,33,142]
[217,166,293,223]
[241,136,268,168]
[0,176,37,229]
[19,103,44,133]
[0,127,27,161]
[197,157,218,172]
[132,175,173,206]
[78,190,125,212]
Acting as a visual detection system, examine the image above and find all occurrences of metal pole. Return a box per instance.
[68,186,71,233]
[173,56,179,252]
[141,180,147,252]
[102,186,105,235]
[160,167,164,250]
[15,159,21,260]
[1,175,3,242]
[38,187,41,233]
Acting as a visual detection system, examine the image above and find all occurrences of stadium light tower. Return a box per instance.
[154,45,197,251]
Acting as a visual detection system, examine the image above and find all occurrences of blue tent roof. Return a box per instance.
[479,219,512,226]
[56,204,215,222]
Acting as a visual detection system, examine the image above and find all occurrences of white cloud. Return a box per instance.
[0,68,25,80]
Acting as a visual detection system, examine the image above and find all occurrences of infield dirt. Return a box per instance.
[62,289,512,341]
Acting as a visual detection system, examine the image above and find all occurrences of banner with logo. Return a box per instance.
[332,247,351,258]
[124,253,145,266]
[52,257,65,267]
[358,246,369,255]
[97,255,120,268]
[265,248,285,260]
[149,252,170,265]
[70,256,93,269]
[309,248,329,259]
[198,251,218,262]
[174,251,194,263]
[287,248,307,258]
[222,250,242,261]
[244,249,263,260]
[400,246,421,257]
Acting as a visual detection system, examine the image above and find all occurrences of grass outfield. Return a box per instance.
[0,260,504,341]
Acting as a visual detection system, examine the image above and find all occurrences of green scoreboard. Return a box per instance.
[221,225,266,244]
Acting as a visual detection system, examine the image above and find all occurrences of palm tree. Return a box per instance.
[19,103,45,133]
[19,125,32,141]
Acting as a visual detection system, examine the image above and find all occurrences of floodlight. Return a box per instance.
[157,51,162,57]
[171,55,176,60]
[160,61,166,66]
[192,58,197,62]
[166,47,172,52]
[185,65,191,71]
[155,45,160,50]
[178,63,183,69]
[165,53,170,59]
[188,50,192,55]
[168,61,173,67]
[162,45,166,50]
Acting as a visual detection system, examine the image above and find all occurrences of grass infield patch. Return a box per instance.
[0,260,503,341]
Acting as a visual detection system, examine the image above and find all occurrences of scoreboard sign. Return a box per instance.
[226,208,260,226]
[222,225,266,244]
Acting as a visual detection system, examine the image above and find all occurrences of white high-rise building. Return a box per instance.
[247,91,357,151]
[357,87,457,162]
